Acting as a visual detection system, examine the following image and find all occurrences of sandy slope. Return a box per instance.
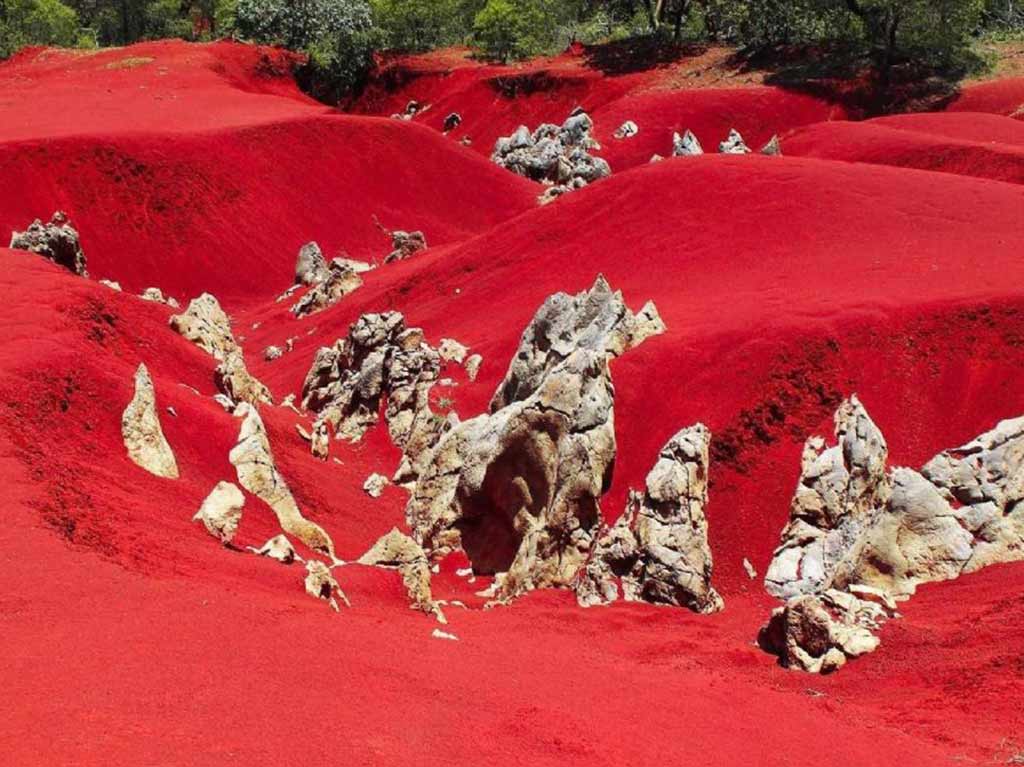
[1,40,1023,766]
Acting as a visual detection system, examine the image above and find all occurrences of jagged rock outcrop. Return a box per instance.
[304,560,348,610]
[121,363,179,479]
[383,230,427,264]
[229,403,336,559]
[169,293,239,361]
[719,129,752,154]
[405,276,665,602]
[492,112,610,200]
[300,312,452,473]
[253,533,298,564]
[672,130,703,156]
[10,211,88,276]
[767,399,1024,602]
[358,528,444,620]
[576,425,723,613]
[759,588,893,673]
[614,120,638,139]
[290,260,363,318]
[761,135,782,156]
[295,241,329,286]
[215,351,273,405]
[192,481,245,544]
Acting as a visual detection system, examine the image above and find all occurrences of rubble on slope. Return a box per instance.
[363,473,389,498]
[383,230,427,264]
[229,403,336,559]
[252,533,298,564]
[295,241,329,286]
[121,363,179,479]
[9,211,88,276]
[169,293,239,361]
[304,560,348,610]
[405,275,665,602]
[216,351,273,405]
[358,528,445,621]
[290,260,364,318]
[492,111,611,202]
[575,424,723,614]
[192,481,245,544]
[140,287,180,308]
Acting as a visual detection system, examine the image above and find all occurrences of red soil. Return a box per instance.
[1,40,1023,766]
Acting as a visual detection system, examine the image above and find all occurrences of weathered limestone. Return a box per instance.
[215,351,273,405]
[383,231,427,264]
[295,241,329,286]
[192,481,245,544]
[464,354,482,382]
[358,528,444,620]
[492,111,610,199]
[765,396,890,599]
[576,425,723,613]
[719,129,752,154]
[290,261,363,318]
[253,533,298,564]
[759,588,894,673]
[614,120,639,139]
[169,293,239,362]
[121,363,179,479]
[229,403,336,559]
[300,312,452,473]
[304,560,348,610]
[405,276,665,602]
[363,473,389,498]
[140,287,180,308]
[10,211,87,276]
[672,130,704,156]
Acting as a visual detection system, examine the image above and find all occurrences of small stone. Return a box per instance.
[252,533,298,564]
[613,120,639,139]
[432,629,458,641]
[192,481,245,544]
[363,473,389,498]
[304,560,348,610]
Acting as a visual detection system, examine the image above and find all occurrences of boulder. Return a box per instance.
[121,363,179,479]
[464,354,482,382]
[215,351,273,405]
[438,338,468,364]
[383,230,427,264]
[406,276,664,602]
[719,129,752,154]
[264,345,283,361]
[759,588,893,673]
[229,403,336,559]
[253,533,298,564]
[169,293,239,362]
[576,424,723,613]
[10,211,87,276]
[192,481,245,544]
[443,112,462,132]
[672,130,704,156]
[295,241,329,286]
[613,120,639,139]
[761,135,782,156]
[363,472,389,498]
[304,560,348,610]
[358,528,443,620]
[290,261,363,318]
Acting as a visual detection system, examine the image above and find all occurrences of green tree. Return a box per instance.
[1,0,79,57]
[371,0,461,51]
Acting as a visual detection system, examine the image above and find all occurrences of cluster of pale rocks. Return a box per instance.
[14,210,1021,664]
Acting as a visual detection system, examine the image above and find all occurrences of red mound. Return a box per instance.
[950,76,1024,117]
[2,39,1024,767]
[784,111,1024,184]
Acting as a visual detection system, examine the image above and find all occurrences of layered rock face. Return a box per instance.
[719,129,752,154]
[121,363,179,479]
[229,403,336,559]
[576,425,723,614]
[762,397,1024,671]
[10,211,88,276]
[405,276,664,601]
[300,312,450,471]
[492,112,611,201]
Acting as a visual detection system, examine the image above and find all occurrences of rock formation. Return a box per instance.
[576,424,723,613]
[443,112,461,132]
[719,129,752,154]
[358,528,444,620]
[229,403,336,559]
[300,312,452,473]
[492,111,610,200]
[121,363,179,479]
[438,338,468,364]
[761,135,782,156]
[672,130,703,156]
[405,276,665,602]
[192,481,245,544]
[10,211,88,276]
[304,560,348,610]
[759,588,894,673]
[290,260,363,318]
[464,354,482,382]
[169,293,239,361]
[383,230,427,264]
[253,533,298,564]
[614,120,639,139]
[363,473,389,498]
[216,351,273,405]
[140,287,179,307]
[295,241,329,286]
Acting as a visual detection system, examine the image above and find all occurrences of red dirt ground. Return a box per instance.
[1,40,1023,766]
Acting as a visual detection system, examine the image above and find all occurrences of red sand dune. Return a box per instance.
[1,40,1023,766]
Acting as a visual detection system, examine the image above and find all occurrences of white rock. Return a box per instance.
[192,481,245,544]
[121,363,179,479]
